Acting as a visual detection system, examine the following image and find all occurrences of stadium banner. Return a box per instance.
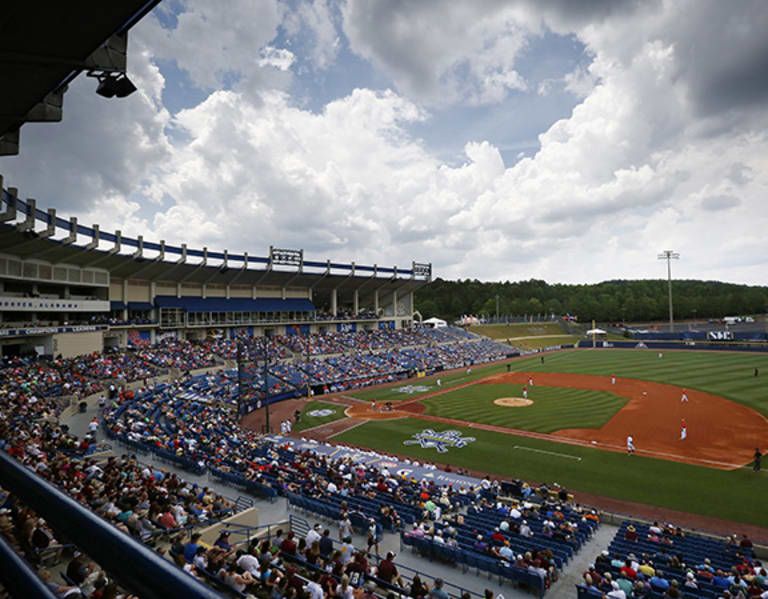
[285,324,310,336]
[127,330,152,347]
[0,324,107,338]
[337,322,357,333]
[378,320,395,330]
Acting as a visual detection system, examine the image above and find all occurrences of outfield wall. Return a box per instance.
[583,340,768,352]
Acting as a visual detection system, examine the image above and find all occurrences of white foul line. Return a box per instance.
[513,445,582,461]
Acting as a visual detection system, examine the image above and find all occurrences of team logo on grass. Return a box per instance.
[307,409,336,417]
[395,385,432,394]
[403,429,476,453]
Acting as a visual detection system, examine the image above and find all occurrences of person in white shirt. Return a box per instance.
[236,550,261,577]
[306,524,322,546]
[519,520,533,538]
[305,573,324,599]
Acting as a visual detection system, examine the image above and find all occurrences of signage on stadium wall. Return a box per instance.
[0,324,107,338]
[707,331,734,341]
[403,429,476,453]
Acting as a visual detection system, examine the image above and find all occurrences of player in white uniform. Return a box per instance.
[522,386,528,399]
[680,419,687,440]
[626,435,636,455]
[528,376,534,387]
[611,374,616,385]
[680,390,689,403]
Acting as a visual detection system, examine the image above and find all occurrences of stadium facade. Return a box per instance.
[0,178,431,358]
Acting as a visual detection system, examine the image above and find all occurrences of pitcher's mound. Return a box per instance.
[494,397,533,407]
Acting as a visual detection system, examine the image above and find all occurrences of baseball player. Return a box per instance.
[522,385,528,399]
[611,374,616,385]
[680,389,689,403]
[528,376,534,387]
[626,435,636,455]
[371,400,377,412]
[680,419,687,441]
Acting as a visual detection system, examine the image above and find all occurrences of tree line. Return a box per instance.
[415,278,768,323]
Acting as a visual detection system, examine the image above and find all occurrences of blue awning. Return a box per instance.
[110,301,125,311]
[154,296,315,313]
[127,302,153,311]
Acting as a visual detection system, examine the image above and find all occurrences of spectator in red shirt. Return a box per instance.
[280,531,297,555]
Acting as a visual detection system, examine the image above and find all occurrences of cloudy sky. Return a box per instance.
[2,0,768,284]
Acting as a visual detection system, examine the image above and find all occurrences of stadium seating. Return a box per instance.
[577,520,762,599]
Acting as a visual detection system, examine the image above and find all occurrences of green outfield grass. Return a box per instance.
[294,400,346,432]
[469,322,565,338]
[512,335,579,349]
[334,417,768,527]
[515,349,768,417]
[420,383,626,432]
[330,348,768,527]
[348,367,491,403]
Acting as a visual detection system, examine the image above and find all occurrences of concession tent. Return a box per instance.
[585,328,607,335]
[423,317,448,328]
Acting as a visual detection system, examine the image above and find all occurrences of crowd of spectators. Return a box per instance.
[580,521,763,599]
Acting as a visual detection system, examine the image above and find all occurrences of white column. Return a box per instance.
[331,288,338,317]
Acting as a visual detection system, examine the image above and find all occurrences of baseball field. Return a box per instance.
[299,349,768,529]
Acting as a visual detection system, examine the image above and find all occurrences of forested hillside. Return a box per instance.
[415,279,768,323]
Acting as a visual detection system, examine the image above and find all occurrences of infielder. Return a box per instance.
[611,374,616,385]
[626,435,636,455]
[680,389,689,403]
[680,418,687,441]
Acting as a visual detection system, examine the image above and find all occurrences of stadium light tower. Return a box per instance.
[658,250,680,332]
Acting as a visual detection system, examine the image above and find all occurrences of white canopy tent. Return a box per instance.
[423,317,448,328]
[585,328,607,335]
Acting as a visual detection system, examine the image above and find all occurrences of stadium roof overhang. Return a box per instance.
[0,187,431,295]
[0,223,427,295]
[0,1,161,155]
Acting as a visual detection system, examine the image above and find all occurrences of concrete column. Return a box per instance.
[393,289,399,317]
[176,282,181,298]
[122,280,129,321]
[150,281,157,322]
[331,288,338,317]
[281,287,286,300]
[63,285,70,299]
[252,285,257,300]
[353,289,359,314]
[374,290,379,314]
[202,283,207,299]
[226,284,230,300]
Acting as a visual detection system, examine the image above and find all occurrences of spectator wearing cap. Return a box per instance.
[377,551,404,587]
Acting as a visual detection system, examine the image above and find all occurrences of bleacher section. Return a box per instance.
[577,520,761,599]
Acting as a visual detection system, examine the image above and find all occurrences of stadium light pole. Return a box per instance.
[658,250,680,332]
